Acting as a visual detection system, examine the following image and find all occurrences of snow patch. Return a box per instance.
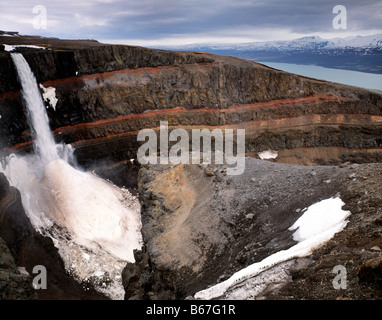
[3,44,47,52]
[39,84,58,110]
[4,44,15,52]
[288,197,350,242]
[194,197,350,300]
[258,150,278,160]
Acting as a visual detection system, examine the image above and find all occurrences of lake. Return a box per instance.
[257,61,382,91]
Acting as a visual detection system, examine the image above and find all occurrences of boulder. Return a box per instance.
[358,256,382,287]
[0,237,36,300]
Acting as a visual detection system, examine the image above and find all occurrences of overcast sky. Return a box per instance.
[1,0,382,46]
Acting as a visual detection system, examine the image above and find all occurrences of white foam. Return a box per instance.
[4,155,142,300]
[42,159,142,262]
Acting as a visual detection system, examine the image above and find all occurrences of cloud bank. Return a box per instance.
[1,0,381,45]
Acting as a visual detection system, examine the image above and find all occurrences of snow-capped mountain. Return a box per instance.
[156,34,382,74]
[160,34,382,52]
[325,34,382,48]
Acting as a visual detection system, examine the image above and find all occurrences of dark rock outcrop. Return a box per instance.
[122,246,174,300]
[358,257,382,288]
[121,160,382,300]
[123,158,359,299]
[358,256,382,288]
[0,237,36,300]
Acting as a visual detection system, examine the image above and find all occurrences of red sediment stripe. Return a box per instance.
[0,61,219,98]
[0,90,20,100]
[69,113,382,150]
[51,95,346,135]
[40,62,220,88]
[4,95,377,155]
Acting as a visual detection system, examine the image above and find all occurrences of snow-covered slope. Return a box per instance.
[160,34,382,51]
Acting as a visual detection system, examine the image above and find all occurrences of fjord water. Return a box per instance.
[2,53,143,299]
[258,61,382,91]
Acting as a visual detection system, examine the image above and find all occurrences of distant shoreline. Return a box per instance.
[257,61,382,91]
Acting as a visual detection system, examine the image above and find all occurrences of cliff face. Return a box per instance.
[1,34,382,300]
[1,34,381,167]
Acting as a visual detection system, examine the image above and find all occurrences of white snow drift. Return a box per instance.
[194,197,351,300]
[3,44,47,52]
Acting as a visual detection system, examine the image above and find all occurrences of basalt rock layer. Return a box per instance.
[1,33,381,167]
[1,33,382,300]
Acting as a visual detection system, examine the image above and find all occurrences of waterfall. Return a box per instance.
[10,53,59,165]
[2,53,143,299]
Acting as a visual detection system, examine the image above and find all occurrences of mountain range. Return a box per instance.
[156,34,382,74]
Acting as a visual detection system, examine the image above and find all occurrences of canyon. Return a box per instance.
[0,32,381,300]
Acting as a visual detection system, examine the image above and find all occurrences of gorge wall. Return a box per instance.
[1,33,382,300]
[1,33,381,167]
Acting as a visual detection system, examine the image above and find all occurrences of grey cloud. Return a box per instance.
[0,0,381,43]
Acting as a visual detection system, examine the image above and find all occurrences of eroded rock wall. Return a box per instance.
[1,34,382,301]
[0,35,381,166]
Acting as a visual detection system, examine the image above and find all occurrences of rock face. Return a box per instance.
[1,33,382,300]
[1,34,381,167]
[124,160,382,300]
[267,163,382,300]
[358,257,382,288]
[124,159,348,298]
[0,237,36,300]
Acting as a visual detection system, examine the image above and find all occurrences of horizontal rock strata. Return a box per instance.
[1,34,382,301]
[0,35,381,166]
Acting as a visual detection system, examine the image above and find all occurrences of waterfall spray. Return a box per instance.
[3,53,143,299]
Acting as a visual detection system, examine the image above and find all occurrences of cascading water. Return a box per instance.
[10,53,59,165]
[1,53,143,299]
